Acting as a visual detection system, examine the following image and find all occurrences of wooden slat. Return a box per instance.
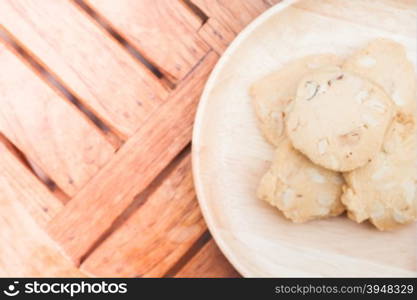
[0,0,168,137]
[197,18,235,54]
[0,188,85,277]
[194,0,280,54]
[81,154,206,277]
[0,138,63,227]
[86,0,210,81]
[175,239,240,278]
[265,0,282,5]
[0,41,114,197]
[191,0,272,34]
[47,52,218,264]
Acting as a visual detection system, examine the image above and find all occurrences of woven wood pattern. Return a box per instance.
[0,0,280,277]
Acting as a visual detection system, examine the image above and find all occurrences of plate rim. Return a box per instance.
[191,0,300,277]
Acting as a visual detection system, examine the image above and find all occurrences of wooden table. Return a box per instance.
[0,0,280,277]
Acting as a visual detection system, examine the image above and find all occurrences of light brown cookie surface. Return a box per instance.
[250,54,341,146]
[343,38,417,113]
[342,113,417,230]
[286,67,394,171]
[257,139,345,223]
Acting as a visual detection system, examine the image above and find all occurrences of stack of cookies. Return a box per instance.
[251,39,417,230]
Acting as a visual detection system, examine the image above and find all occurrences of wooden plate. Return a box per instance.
[192,0,417,277]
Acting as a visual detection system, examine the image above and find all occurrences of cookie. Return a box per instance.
[286,67,394,172]
[343,38,417,113]
[342,113,417,230]
[250,54,341,146]
[257,139,345,223]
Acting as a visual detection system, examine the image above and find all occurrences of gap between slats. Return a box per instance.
[47,51,218,265]
[79,143,192,265]
[0,133,69,204]
[72,0,175,89]
[181,0,209,26]
[162,229,211,277]
[79,141,219,277]
[0,27,124,149]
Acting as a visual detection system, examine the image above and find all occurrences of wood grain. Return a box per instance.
[0,40,114,197]
[0,0,168,138]
[191,0,272,34]
[82,155,207,277]
[198,18,235,54]
[264,0,282,5]
[47,52,218,264]
[0,0,281,277]
[85,0,210,81]
[0,137,63,227]
[0,187,85,277]
[175,239,240,278]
